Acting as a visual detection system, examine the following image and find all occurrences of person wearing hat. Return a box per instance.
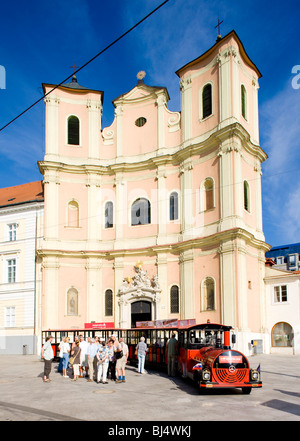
[86,338,98,382]
[41,335,54,383]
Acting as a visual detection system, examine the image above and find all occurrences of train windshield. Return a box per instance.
[188,328,223,348]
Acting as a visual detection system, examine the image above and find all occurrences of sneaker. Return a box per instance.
[116,380,123,383]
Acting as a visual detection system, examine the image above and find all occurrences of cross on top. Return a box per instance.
[70,63,79,74]
[215,17,224,37]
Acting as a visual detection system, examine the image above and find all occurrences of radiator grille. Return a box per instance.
[214,368,248,384]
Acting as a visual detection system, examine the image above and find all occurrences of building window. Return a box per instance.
[105,289,113,316]
[105,201,113,229]
[200,178,214,211]
[8,223,17,241]
[67,115,80,145]
[131,198,151,226]
[272,322,293,347]
[276,256,284,265]
[67,288,78,316]
[201,277,215,311]
[7,259,16,283]
[68,200,79,227]
[135,117,147,127]
[288,254,297,270]
[202,84,212,119]
[170,285,179,314]
[244,180,250,212]
[241,85,247,119]
[169,192,179,221]
[5,306,16,327]
[274,285,287,303]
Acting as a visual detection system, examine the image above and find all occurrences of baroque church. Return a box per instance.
[36,30,270,355]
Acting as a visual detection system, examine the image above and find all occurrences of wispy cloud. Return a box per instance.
[261,80,300,245]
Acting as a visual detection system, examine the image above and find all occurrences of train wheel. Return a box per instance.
[242,387,252,394]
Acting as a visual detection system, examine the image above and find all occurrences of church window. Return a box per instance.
[67,115,80,145]
[200,178,214,211]
[243,180,250,212]
[169,192,179,221]
[68,200,79,227]
[105,201,114,229]
[67,288,78,316]
[241,85,247,120]
[202,84,212,119]
[105,289,113,316]
[135,117,147,127]
[201,277,215,311]
[170,285,179,314]
[131,198,151,226]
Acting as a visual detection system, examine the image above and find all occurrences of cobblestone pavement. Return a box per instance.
[0,354,299,421]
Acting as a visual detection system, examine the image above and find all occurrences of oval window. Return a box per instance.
[135,117,147,127]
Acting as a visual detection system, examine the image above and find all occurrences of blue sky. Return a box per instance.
[0,0,299,247]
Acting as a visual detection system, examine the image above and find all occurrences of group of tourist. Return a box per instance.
[41,334,148,383]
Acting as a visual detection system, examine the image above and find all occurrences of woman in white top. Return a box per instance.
[61,337,71,378]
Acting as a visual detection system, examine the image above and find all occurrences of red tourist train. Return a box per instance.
[42,322,262,394]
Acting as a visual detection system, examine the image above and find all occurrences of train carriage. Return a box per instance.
[41,322,262,394]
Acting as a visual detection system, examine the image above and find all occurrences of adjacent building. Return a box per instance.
[266,243,300,272]
[37,30,270,355]
[0,181,44,354]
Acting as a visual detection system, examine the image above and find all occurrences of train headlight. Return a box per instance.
[202,369,211,381]
[251,370,259,381]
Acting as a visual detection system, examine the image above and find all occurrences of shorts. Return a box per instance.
[116,355,127,370]
[80,354,88,367]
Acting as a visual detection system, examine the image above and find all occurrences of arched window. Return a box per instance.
[201,277,215,311]
[272,322,293,347]
[243,180,250,212]
[200,178,214,211]
[170,285,179,314]
[68,200,79,227]
[241,85,247,120]
[169,192,179,221]
[67,115,80,145]
[202,84,212,119]
[131,198,151,226]
[67,287,78,316]
[105,289,113,316]
[105,201,113,229]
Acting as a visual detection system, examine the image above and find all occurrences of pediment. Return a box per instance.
[113,82,169,107]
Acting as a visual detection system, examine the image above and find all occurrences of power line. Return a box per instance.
[0,0,171,133]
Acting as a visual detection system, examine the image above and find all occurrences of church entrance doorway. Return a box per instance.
[131,300,152,328]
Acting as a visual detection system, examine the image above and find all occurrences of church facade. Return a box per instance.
[37,31,270,355]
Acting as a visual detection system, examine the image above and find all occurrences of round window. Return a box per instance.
[135,117,147,127]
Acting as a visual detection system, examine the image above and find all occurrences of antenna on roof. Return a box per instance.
[137,71,146,85]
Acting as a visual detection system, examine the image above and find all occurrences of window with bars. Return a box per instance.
[67,115,80,145]
[170,285,179,314]
[7,259,16,283]
[202,84,212,119]
[135,117,147,127]
[244,180,250,212]
[105,289,113,316]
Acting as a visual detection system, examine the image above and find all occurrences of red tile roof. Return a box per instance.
[0,181,44,208]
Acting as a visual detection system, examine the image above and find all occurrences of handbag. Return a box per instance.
[115,350,123,360]
[69,356,75,365]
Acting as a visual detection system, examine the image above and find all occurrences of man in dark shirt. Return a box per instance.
[167,334,178,377]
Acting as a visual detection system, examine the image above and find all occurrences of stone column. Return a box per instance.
[42,255,59,329]
[86,99,101,159]
[180,249,194,320]
[86,257,102,323]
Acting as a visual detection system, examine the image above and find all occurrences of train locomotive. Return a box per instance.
[177,323,262,394]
